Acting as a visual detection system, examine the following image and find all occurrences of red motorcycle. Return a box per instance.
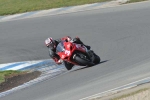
[56,41,100,70]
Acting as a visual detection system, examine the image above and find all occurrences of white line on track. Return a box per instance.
[80,76,150,100]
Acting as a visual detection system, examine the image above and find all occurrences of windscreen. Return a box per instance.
[56,41,65,53]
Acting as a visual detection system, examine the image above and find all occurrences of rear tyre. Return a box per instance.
[74,55,94,66]
[93,54,101,64]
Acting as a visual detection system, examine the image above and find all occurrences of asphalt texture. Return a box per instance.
[1,1,150,100]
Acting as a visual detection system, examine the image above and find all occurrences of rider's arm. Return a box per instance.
[55,39,61,43]
[48,48,61,64]
[73,37,84,44]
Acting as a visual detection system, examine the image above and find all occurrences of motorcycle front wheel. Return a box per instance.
[64,61,74,70]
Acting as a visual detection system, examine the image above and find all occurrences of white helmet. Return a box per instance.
[45,37,56,48]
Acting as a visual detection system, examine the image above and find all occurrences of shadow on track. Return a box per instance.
[71,60,109,72]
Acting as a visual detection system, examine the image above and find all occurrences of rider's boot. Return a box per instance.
[84,45,91,50]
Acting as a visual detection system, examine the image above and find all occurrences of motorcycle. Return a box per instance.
[56,41,100,70]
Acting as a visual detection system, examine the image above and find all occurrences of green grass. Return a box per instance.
[0,0,111,16]
[0,70,23,83]
[111,88,149,100]
[126,0,148,3]
[0,0,148,16]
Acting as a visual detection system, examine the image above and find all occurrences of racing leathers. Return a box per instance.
[47,36,90,64]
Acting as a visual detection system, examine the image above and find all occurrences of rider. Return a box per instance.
[45,36,90,64]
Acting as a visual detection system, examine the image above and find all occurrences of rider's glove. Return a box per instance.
[54,58,63,65]
[57,59,63,64]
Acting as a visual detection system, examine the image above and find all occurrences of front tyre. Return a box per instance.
[64,61,74,70]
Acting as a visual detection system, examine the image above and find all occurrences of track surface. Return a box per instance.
[1,1,150,100]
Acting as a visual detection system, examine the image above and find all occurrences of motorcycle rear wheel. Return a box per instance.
[93,54,101,64]
[74,55,94,66]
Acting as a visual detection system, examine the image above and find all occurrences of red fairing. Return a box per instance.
[57,41,86,65]
[61,36,67,41]
[61,36,69,41]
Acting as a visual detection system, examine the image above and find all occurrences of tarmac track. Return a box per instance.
[0,1,150,100]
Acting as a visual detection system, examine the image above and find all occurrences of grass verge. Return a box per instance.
[126,0,148,3]
[0,0,111,16]
[111,88,149,100]
[0,0,149,16]
[0,70,25,84]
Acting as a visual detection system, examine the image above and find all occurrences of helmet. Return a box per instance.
[45,37,56,49]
